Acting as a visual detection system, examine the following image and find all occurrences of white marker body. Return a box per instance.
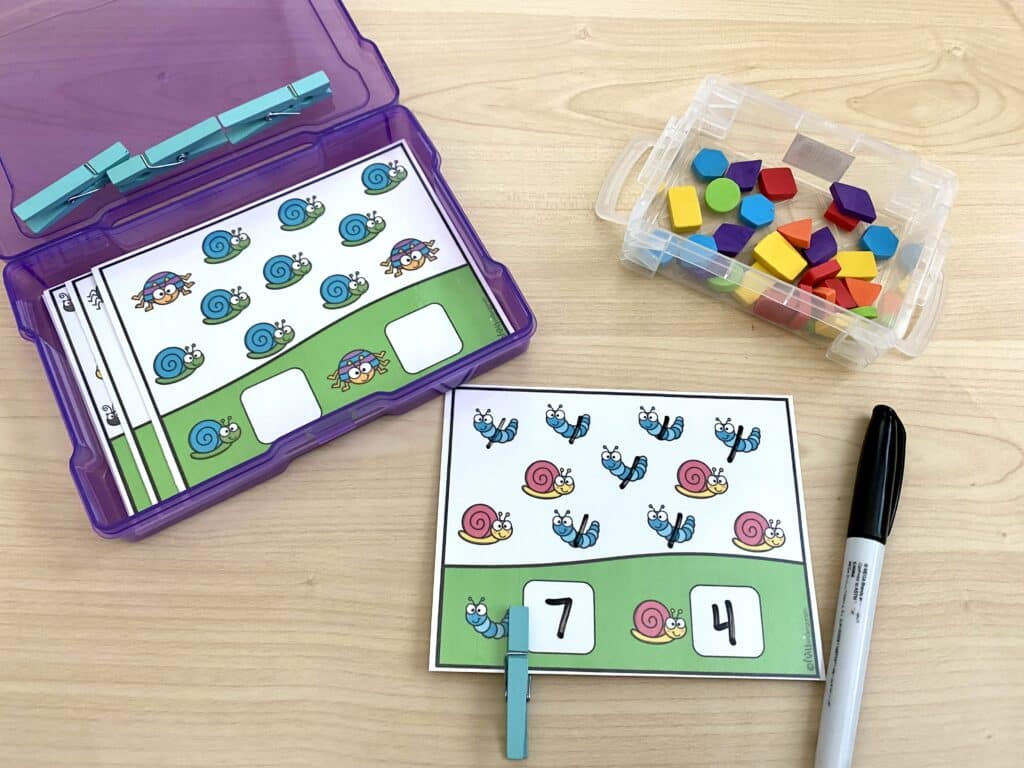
[815,537,885,768]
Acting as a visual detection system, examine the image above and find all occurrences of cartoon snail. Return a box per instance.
[732,511,786,552]
[200,287,250,325]
[545,404,590,442]
[320,273,369,310]
[465,597,508,639]
[278,197,325,231]
[362,160,408,195]
[472,408,519,446]
[458,504,513,545]
[188,418,241,460]
[244,320,295,360]
[339,211,386,246]
[202,228,250,263]
[153,343,204,385]
[638,406,684,441]
[715,417,761,454]
[264,253,312,290]
[521,460,575,499]
[646,504,696,544]
[552,510,600,549]
[631,600,687,645]
[675,460,728,498]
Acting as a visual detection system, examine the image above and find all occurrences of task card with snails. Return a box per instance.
[430,384,824,680]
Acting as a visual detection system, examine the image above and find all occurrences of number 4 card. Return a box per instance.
[429,385,824,680]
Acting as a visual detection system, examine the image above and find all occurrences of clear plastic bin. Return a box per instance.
[596,76,956,369]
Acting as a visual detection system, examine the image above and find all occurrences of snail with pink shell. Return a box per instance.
[732,511,786,552]
[674,459,728,499]
[458,504,513,545]
[521,460,575,500]
[630,599,687,645]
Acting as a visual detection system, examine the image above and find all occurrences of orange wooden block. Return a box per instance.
[844,278,882,308]
[778,218,812,249]
[878,290,902,316]
[812,285,837,303]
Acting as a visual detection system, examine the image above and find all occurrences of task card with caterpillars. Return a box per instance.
[429,384,824,679]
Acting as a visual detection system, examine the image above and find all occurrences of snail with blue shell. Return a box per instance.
[188,418,241,460]
[263,252,312,290]
[327,349,389,391]
[132,271,194,312]
[339,211,386,247]
[201,286,250,325]
[278,196,325,231]
[244,320,295,360]
[320,272,369,310]
[381,238,438,278]
[362,160,407,195]
[153,343,204,385]
[202,227,250,264]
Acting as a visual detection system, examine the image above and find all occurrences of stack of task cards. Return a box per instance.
[430,385,824,679]
[44,141,514,517]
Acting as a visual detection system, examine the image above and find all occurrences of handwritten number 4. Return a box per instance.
[544,597,573,639]
[712,600,737,646]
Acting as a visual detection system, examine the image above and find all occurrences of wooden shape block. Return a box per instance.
[829,181,877,223]
[798,259,841,288]
[757,167,798,201]
[836,250,878,280]
[739,194,775,228]
[713,222,754,256]
[778,218,812,249]
[752,231,807,283]
[753,289,797,326]
[844,278,882,307]
[704,177,741,213]
[823,278,857,309]
[879,290,903,316]
[824,202,859,232]
[691,148,729,181]
[682,234,718,276]
[707,263,745,293]
[859,225,899,260]
[812,285,837,303]
[734,262,771,306]
[812,313,853,339]
[666,185,702,233]
[851,306,879,319]
[724,159,762,192]
[804,226,838,266]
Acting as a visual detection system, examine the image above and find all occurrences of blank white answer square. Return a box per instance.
[240,368,322,444]
[523,580,595,654]
[690,585,764,658]
[385,303,463,374]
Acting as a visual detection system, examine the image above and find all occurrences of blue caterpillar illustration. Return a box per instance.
[552,511,600,549]
[545,404,590,443]
[465,597,508,639]
[638,406,684,441]
[601,445,648,487]
[472,408,518,446]
[646,504,696,544]
[715,417,761,454]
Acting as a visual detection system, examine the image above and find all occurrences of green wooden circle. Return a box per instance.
[705,177,741,213]
[706,263,744,292]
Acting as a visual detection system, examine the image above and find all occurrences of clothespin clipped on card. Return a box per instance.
[505,606,530,761]
[107,117,228,193]
[12,142,129,233]
[218,70,332,144]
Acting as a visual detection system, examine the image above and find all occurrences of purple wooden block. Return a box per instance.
[724,159,762,192]
[804,226,838,266]
[829,181,877,223]
[713,222,755,256]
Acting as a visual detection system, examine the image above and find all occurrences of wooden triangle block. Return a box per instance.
[844,278,882,308]
[778,218,812,249]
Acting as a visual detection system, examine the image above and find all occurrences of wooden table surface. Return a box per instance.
[1,1,1022,766]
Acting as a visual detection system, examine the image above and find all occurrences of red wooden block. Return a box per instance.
[823,278,857,308]
[812,285,837,303]
[798,258,841,288]
[758,167,798,202]
[825,202,859,232]
[844,278,882,308]
[752,289,796,326]
[785,290,816,329]
[778,218,812,248]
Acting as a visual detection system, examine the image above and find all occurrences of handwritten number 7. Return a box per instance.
[712,600,737,646]
[545,597,573,639]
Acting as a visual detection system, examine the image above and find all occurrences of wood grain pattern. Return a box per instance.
[1,1,1022,765]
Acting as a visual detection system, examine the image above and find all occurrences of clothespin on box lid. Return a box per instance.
[218,70,332,144]
[505,605,530,761]
[107,117,228,193]
[13,142,129,234]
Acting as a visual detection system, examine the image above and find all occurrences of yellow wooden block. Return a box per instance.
[836,250,878,280]
[734,262,771,306]
[752,231,807,282]
[812,313,853,339]
[666,186,702,233]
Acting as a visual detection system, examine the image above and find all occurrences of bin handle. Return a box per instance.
[594,135,659,226]
[895,269,946,357]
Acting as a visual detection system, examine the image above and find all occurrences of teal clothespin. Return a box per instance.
[505,606,530,761]
[13,142,129,234]
[218,70,332,144]
[107,117,228,193]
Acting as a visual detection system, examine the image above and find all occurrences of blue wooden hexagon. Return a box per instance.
[738,193,775,228]
[691,148,729,181]
[859,225,899,260]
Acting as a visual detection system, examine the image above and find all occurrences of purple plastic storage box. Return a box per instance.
[0,1,535,538]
